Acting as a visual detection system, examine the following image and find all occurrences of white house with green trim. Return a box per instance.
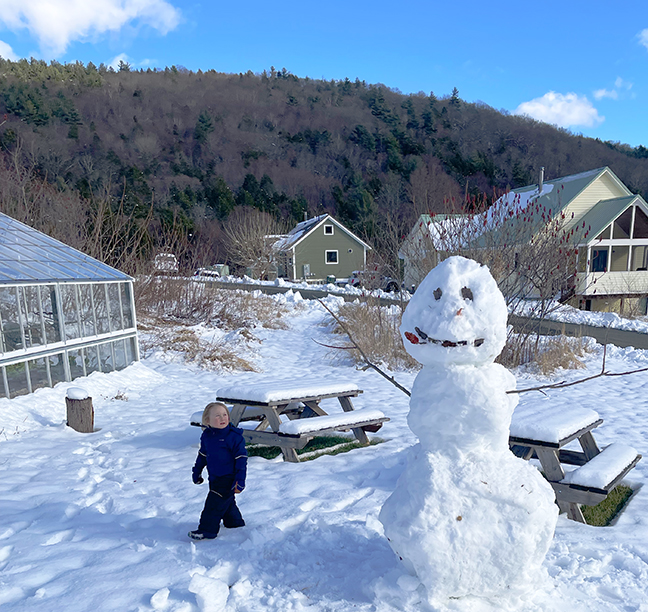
[274,215,371,282]
[401,167,648,314]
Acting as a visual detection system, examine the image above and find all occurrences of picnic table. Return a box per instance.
[209,381,389,463]
[510,405,641,522]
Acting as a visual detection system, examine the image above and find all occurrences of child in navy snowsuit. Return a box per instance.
[189,402,247,540]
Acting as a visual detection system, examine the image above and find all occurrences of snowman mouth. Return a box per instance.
[405,327,485,348]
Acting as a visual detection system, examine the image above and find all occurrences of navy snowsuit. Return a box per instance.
[193,424,248,536]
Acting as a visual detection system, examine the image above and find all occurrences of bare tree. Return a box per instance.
[223,206,287,279]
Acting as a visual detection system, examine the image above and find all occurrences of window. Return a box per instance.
[632,246,648,271]
[610,246,629,272]
[613,208,633,239]
[325,250,338,264]
[594,225,611,241]
[591,248,608,272]
[634,207,648,239]
[324,225,334,235]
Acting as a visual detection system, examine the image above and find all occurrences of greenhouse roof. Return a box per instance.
[0,212,131,284]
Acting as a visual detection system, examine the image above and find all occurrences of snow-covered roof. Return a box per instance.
[273,214,371,252]
[273,215,329,251]
[0,211,131,284]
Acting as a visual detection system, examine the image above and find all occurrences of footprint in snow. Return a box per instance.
[42,530,74,546]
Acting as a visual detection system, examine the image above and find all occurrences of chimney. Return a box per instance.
[539,167,545,194]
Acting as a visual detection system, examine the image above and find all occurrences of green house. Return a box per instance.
[274,215,371,281]
[0,212,139,399]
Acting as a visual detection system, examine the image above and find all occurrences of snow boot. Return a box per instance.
[188,530,217,541]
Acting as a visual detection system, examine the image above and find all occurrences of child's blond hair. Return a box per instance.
[202,402,229,427]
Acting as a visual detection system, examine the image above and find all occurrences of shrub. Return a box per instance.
[135,277,293,370]
[330,298,419,371]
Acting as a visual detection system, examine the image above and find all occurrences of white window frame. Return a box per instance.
[325,250,339,264]
[324,224,334,235]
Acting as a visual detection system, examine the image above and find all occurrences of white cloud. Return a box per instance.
[594,88,617,100]
[0,40,18,60]
[639,28,648,50]
[109,52,130,70]
[593,77,632,101]
[0,0,181,57]
[514,91,604,128]
[615,77,632,90]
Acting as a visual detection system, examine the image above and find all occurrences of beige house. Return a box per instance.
[400,167,648,314]
[274,215,371,282]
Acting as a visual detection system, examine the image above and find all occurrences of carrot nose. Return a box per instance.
[456,308,463,316]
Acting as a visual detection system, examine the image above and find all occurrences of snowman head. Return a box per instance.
[401,256,507,367]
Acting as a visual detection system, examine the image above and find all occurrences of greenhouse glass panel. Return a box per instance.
[21,286,45,348]
[120,283,134,328]
[94,285,110,334]
[6,361,29,397]
[49,353,66,386]
[125,336,137,364]
[114,339,127,370]
[0,286,22,352]
[60,285,82,341]
[107,283,122,331]
[28,357,50,391]
[40,285,61,344]
[0,369,6,398]
[68,349,85,379]
[78,285,96,336]
[84,346,100,375]
[98,342,113,372]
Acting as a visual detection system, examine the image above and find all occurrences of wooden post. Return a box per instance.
[66,387,94,433]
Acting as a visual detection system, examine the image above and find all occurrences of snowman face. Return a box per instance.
[400,257,507,367]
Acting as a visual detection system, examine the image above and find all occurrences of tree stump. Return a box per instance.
[66,387,94,433]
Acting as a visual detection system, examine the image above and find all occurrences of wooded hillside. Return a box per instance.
[1,58,648,274]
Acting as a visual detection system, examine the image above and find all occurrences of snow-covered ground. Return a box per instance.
[2,293,648,611]
[213,275,648,335]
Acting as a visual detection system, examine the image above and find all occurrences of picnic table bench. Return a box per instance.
[509,405,641,522]
[193,381,389,463]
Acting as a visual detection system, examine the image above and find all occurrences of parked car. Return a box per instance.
[194,267,221,280]
[153,253,179,275]
[348,270,401,293]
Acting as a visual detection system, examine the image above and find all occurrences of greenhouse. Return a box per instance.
[0,212,139,399]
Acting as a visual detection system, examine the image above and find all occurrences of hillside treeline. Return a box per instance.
[1,58,648,274]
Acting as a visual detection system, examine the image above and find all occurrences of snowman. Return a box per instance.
[379,256,557,603]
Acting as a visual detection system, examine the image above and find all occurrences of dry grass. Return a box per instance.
[330,298,419,371]
[135,278,293,371]
[333,299,589,377]
[134,277,290,330]
[499,332,591,375]
[137,322,257,371]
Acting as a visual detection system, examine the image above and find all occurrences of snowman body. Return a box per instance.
[379,257,557,601]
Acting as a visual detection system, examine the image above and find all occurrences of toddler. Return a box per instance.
[189,402,247,540]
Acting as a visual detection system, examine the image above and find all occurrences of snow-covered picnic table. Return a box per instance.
[212,381,389,462]
[510,405,641,522]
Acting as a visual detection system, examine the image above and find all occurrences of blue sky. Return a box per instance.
[1,1,647,147]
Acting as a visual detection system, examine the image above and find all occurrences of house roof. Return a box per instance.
[0,212,132,284]
[274,214,372,252]
[473,167,634,247]
[577,195,648,244]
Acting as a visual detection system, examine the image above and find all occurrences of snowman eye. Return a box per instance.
[433,288,442,301]
[461,287,473,301]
